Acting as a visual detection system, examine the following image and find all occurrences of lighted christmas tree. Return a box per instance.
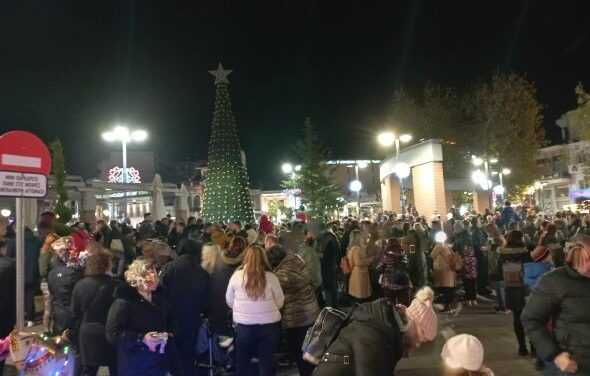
[202,63,254,224]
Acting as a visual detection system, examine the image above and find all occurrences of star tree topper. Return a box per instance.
[209,63,232,85]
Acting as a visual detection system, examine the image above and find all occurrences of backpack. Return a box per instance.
[301,305,357,365]
[503,261,524,287]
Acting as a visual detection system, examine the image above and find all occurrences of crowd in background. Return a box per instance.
[1,200,590,375]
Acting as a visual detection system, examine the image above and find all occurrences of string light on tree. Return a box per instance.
[202,63,254,223]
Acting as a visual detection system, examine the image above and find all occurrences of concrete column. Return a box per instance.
[411,162,447,220]
[80,190,97,224]
[473,191,491,213]
[380,175,401,213]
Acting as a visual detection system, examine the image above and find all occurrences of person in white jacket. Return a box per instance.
[226,245,284,376]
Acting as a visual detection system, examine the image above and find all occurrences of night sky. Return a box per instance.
[1,1,589,188]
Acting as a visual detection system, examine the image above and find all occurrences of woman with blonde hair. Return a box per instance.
[226,245,284,375]
[347,229,373,301]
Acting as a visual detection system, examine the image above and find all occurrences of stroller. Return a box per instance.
[196,318,235,376]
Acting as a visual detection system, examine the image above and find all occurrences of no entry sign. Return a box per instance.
[0,131,51,198]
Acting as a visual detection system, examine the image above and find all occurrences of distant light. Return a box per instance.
[281,163,294,174]
[131,129,148,142]
[471,156,483,166]
[502,168,511,175]
[435,231,448,243]
[399,134,413,143]
[113,125,130,142]
[489,158,499,164]
[394,162,411,179]
[493,185,505,195]
[102,131,115,142]
[471,169,486,185]
[357,161,369,169]
[1,209,11,217]
[377,132,395,147]
[294,165,302,172]
[349,179,362,192]
[102,209,110,217]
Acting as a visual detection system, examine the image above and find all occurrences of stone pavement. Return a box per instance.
[3,304,539,376]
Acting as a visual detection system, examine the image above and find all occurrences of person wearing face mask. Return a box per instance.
[106,258,181,376]
[522,234,590,375]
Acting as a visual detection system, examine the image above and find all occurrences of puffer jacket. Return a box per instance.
[522,265,590,375]
[313,299,404,376]
[274,254,320,328]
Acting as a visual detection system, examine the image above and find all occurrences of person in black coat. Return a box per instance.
[312,223,342,307]
[312,299,404,376]
[106,257,182,376]
[7,227,42,321]
[522,235,590,375]
[71,251,119,376]
[160,239,210,376]
[497,231,532,356]
[48,236,85,335]
[0,240,16,376]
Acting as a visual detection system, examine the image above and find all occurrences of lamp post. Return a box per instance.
[102,125,148,218]
[281,162,302,209]
[471,155,498,209]
[378,131,412,213]
[491,167,511,204]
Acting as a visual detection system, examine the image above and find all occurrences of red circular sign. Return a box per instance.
[0,131,52,175]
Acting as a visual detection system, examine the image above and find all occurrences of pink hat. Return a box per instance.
[441,334,485,372]
[406,288,438,343]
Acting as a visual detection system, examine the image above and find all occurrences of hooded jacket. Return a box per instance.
[313,299,404,376]
[106,284,181,376]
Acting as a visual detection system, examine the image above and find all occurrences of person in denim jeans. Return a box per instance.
[226,245,284,376]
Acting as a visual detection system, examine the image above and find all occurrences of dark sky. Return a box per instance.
[1,1,589,188]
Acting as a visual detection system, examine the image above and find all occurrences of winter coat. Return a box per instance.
[431,245,456,288]
[208,253,242,335]
[462,249,477,280]
[500,206,519,227]
[523,261,552,288]
[347,246,373,299]
[299,242,322,290]
[318,231,342,289]
[377,249,411,291]
[498,247,531,311]
[522,265,590,375]
[71,274,118,366]
[312,299,404,376]
[48,262,84,334]
[7,228,41,287]
[106,284,180,376]
[274,254,320,328]
[160,254,210,342]
[0,256,16,338]
[226,269,284,325]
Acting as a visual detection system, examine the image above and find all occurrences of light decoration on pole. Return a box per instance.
[349,179,362,192]
[107,166,142,184]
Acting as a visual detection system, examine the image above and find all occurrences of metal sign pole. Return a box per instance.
[15,197,25,330]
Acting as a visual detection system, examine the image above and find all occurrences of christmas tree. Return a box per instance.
[202,63,254,224]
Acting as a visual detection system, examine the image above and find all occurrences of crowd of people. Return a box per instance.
[0,201,590,375]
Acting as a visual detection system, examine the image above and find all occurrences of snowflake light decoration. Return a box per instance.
[108,166,142,184]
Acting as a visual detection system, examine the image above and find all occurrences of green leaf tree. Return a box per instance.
[50,139,72,224]
[566,83,590,140]
[283,118,342,221]
[202,64,254,224]
[463,72,545,187]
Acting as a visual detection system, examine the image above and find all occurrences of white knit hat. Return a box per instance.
[441,334,484,371]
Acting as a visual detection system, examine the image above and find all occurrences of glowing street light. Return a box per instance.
[377,132,395,147]
[1,209,11,217]
[349,179,362,193]
[502,168,511,175]
[399,134,413,143]
[102,124,148,218]
[471,156,484,167]
[281,163,294,175]
[294,165,302,172]
[393,162,411,179]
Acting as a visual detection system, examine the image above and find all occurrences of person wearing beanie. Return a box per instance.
[441,334,494,376]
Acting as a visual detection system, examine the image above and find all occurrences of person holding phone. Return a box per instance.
[106,258,181,376]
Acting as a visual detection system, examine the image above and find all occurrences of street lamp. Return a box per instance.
[1,209,11,217]
[102,124,148,218]
[349,161,368,217]
[281,162,294,175]
[377,131,413,158]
